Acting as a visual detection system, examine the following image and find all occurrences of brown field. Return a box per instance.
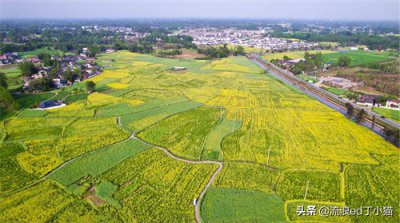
[83,185,106,206]
[174,49,205,59]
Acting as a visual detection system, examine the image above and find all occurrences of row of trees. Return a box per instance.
[345,103,365,123]
[272,31,400,50]
[0,23,117,54]
[114,33,197,55]
[366,61,398,73]
[156,49,182,57]
[345,102,400,147]
[197,44,245,59]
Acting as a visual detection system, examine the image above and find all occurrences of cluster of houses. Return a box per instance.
[0,48,104,91]
[81,25,150,42]
[179,28,320,51]
[0,52,48,65]
[356,95,400,110]
[386,99,400,109]
[23,50,103,90]
[315,76,400,111]
[0,52,23,65]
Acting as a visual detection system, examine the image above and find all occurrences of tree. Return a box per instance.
[0,72,7,89]
[382,127,400,147]
[233,46,245,56]
[18,62,37,77]
[38,53,53,66]
[374,96,387,105]
[88,45,99,57]
[291,61,306,75]
[0,86,17,112]
[62,69,76,82]
[49,62,60,78]
[313,52,323,70]
[27,78,53,92]
[73,67,82,80]
[355,109,366,123]
[86,81,96,92]
[217,44,230,58]
[338,55,352,67]
[303,52,323,71]
[345,102,354,117]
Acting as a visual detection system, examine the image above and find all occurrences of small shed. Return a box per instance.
[171,66,187,71]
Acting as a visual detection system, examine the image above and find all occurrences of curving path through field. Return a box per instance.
[117,116,223,222]
[131,133,223,223]
[0,131,134,198]
[4,116,223,223]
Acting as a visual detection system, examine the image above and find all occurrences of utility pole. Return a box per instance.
[371,115,375,130]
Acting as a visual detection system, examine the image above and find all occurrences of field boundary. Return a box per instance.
[132,134,223,223]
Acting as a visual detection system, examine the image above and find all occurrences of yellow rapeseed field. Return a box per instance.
[107,83,129,89]
[1,51,398,223]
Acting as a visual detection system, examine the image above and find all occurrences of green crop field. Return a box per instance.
[321,86,355,98]
[322,50,395,66]
[0,67,23,90]
[201,187,286,222]
[263,50,395,67]
[263,50,336,61]
[13,92,56,108]
[0,51,398,223]
[0,67,21,78]
[19,47,66,58]
[372,107,400,123]
[49,139,150,186]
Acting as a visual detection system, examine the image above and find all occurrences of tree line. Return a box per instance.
[271,31,400,51]
[197,44,245,59]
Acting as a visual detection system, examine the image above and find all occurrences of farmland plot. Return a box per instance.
[201,187,286,223]
[1,51,398,223]
[100,148,219,222]
[345,163,399,223]
[138,107,223,160]
[121,100,201,131]
[49,139,150,186]
[214,162,278,193]
[0,143,36,194]
[58,117,130,160]
[0,180,120,222]
[322,51,394,66]
[202,119,241,160]
[0,181,74,222]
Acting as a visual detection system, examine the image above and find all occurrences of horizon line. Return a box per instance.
[1,17,399,22]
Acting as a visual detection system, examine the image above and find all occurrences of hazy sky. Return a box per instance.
[0,0,399,20]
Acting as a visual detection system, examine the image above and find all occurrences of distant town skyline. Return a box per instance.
[0,0,399,21]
